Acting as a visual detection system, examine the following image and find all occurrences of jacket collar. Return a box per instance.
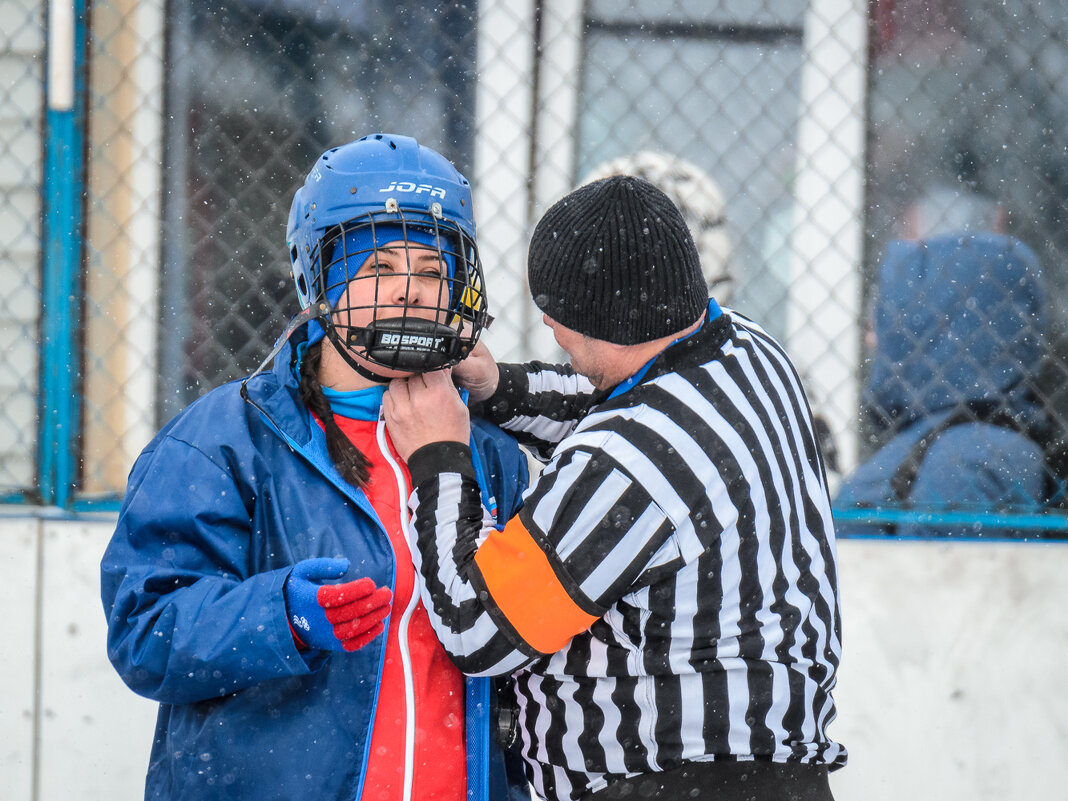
[598,299,730,403]
[239,325,316,448]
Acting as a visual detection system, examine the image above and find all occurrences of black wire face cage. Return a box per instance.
[312,208,489,376]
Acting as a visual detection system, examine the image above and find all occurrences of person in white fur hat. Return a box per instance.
[581,150,735,300]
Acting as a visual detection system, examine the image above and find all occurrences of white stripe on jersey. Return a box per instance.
[556,428,701,553]
[525,365,596,397]
[502,413,579,446]
[551,467,633,563]
[530,449,594,536]
[582,501,667,600]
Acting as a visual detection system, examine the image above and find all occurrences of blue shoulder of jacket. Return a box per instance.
[470,418,529,520]
[134,373,307,475]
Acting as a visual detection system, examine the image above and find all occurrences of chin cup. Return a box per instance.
[344,317,468,372]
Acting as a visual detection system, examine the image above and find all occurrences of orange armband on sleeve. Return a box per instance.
[474,516,599,654]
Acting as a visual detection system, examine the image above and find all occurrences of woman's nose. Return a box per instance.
[382,272,418,305]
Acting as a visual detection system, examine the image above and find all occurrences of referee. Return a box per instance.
[384,175,845,801]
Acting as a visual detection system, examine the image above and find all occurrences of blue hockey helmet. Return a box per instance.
[285,133,488,376]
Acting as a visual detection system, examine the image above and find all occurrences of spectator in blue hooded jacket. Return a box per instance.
[835,232,1053,537]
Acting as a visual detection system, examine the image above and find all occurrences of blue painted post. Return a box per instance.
[39,0,86,508]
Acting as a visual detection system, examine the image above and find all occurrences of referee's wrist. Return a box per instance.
[407,441,476,486]
[480,363,528,423]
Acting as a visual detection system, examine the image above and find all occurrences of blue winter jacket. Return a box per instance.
[835,232,1051,537]
[100,331,529,801]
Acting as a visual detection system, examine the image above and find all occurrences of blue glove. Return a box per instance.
[284,557,392,652]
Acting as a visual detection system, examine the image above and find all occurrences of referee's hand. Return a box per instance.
[384,370,471,462]
[452,341,500,402]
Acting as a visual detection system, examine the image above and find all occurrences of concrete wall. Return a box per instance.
[1,515,156,801]
[829,537,1068,800]
[1,515,1064,800]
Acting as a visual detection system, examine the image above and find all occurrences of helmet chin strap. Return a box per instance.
[244,304,323,387]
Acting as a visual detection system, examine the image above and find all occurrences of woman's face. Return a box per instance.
[328,239,451,379]
[335,239,450,324]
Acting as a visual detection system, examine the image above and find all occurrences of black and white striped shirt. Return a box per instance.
[404,308,846,801]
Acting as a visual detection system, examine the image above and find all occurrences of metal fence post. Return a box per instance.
[39,0,86,508]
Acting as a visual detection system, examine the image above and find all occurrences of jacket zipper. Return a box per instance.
[376,418,420,801]
[249,390,491,800]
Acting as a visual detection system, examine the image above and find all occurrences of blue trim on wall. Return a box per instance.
[38,1,87,508]
[832,506,1068,533]
[70,496,122,513]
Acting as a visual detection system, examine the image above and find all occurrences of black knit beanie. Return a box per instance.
[527,175,707,345]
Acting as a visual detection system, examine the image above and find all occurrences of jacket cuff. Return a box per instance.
[407,441,477,486]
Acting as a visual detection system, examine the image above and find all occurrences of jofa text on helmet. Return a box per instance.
[380,181,447,199]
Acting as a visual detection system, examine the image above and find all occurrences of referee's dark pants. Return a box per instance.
[582,759,834,801]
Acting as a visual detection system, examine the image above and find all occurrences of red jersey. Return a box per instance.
[334,413,466,801]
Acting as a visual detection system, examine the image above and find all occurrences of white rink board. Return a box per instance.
[829,537,1068,800]
[0,515,156,801]
[1,516,1065,800]
[37,519,157,800]
[0,518,36,801]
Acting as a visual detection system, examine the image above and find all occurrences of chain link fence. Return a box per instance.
[0,0,43,498]
[5,0,1068,532]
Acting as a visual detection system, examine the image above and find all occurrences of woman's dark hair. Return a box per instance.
[298,341,372,487]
